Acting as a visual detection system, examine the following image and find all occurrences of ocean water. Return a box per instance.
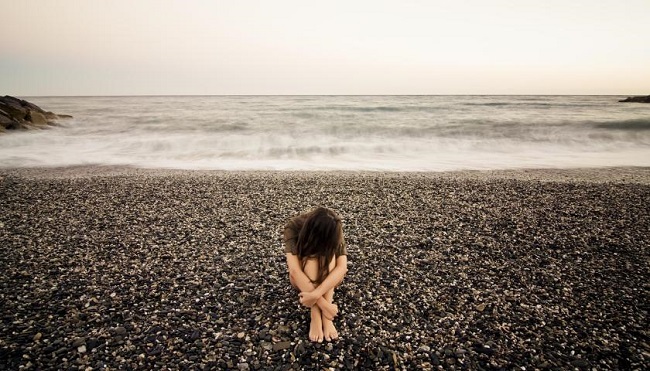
[1,95,649,171]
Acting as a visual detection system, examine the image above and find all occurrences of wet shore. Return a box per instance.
[1,167,648,369]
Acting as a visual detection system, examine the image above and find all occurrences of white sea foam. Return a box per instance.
[1,95,649,171]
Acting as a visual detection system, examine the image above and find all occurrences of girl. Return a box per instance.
[284,207,348,342]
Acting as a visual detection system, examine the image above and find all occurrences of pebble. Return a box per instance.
[273,341,291,351]
[113,327,127,336]
[0,169,648,370]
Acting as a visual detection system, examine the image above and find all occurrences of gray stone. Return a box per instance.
[272,341,291,351]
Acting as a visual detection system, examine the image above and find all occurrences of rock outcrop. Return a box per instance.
[618,95,650,103]
[0,95,72,132]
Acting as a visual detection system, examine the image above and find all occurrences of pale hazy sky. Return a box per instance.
[1,0,649,96]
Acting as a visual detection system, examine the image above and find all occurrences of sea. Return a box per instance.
[1,95,649,171]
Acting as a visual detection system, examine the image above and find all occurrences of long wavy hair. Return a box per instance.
[295,207,343,285]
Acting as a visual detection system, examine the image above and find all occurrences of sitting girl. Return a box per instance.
[284,207,348,342]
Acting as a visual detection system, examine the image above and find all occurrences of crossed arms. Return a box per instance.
[286,253,348,320]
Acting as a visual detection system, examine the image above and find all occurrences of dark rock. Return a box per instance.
[473,344,496,356]
[294,342,306,356]
[20,99,45,113]
[113,327,127,336]
[0,97,27,119]
[258,328,269,340]
[147,345,163,356]
[86,338,100,351]
[618,95,650,103]
[0,109,18,128]
[44,111,58,120]
[571,359,589,368]
[0,95,72,131]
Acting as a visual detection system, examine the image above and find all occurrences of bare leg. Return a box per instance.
[322,258,339,341]
[303,259,324,342]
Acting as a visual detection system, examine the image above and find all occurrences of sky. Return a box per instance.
[1,0,649,96]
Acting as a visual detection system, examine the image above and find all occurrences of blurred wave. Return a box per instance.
[1,95,649,171]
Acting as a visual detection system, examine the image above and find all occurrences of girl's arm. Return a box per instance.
[286,253,339,319]
[298,255,348,307]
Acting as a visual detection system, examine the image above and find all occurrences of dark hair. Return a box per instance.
[295,207,343,285]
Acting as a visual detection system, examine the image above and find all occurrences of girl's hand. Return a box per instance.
[320,301,338,320]
[298,290,319,307]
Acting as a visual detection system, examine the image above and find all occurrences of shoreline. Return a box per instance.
[2,165,650,184]
[1,167,648,369]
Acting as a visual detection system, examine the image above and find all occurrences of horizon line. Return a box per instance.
[12,93,645,98]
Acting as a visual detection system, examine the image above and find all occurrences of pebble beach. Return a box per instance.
[0,167,648,370]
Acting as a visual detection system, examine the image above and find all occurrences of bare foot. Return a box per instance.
[322,317,339,342]
[309,307,324,342]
